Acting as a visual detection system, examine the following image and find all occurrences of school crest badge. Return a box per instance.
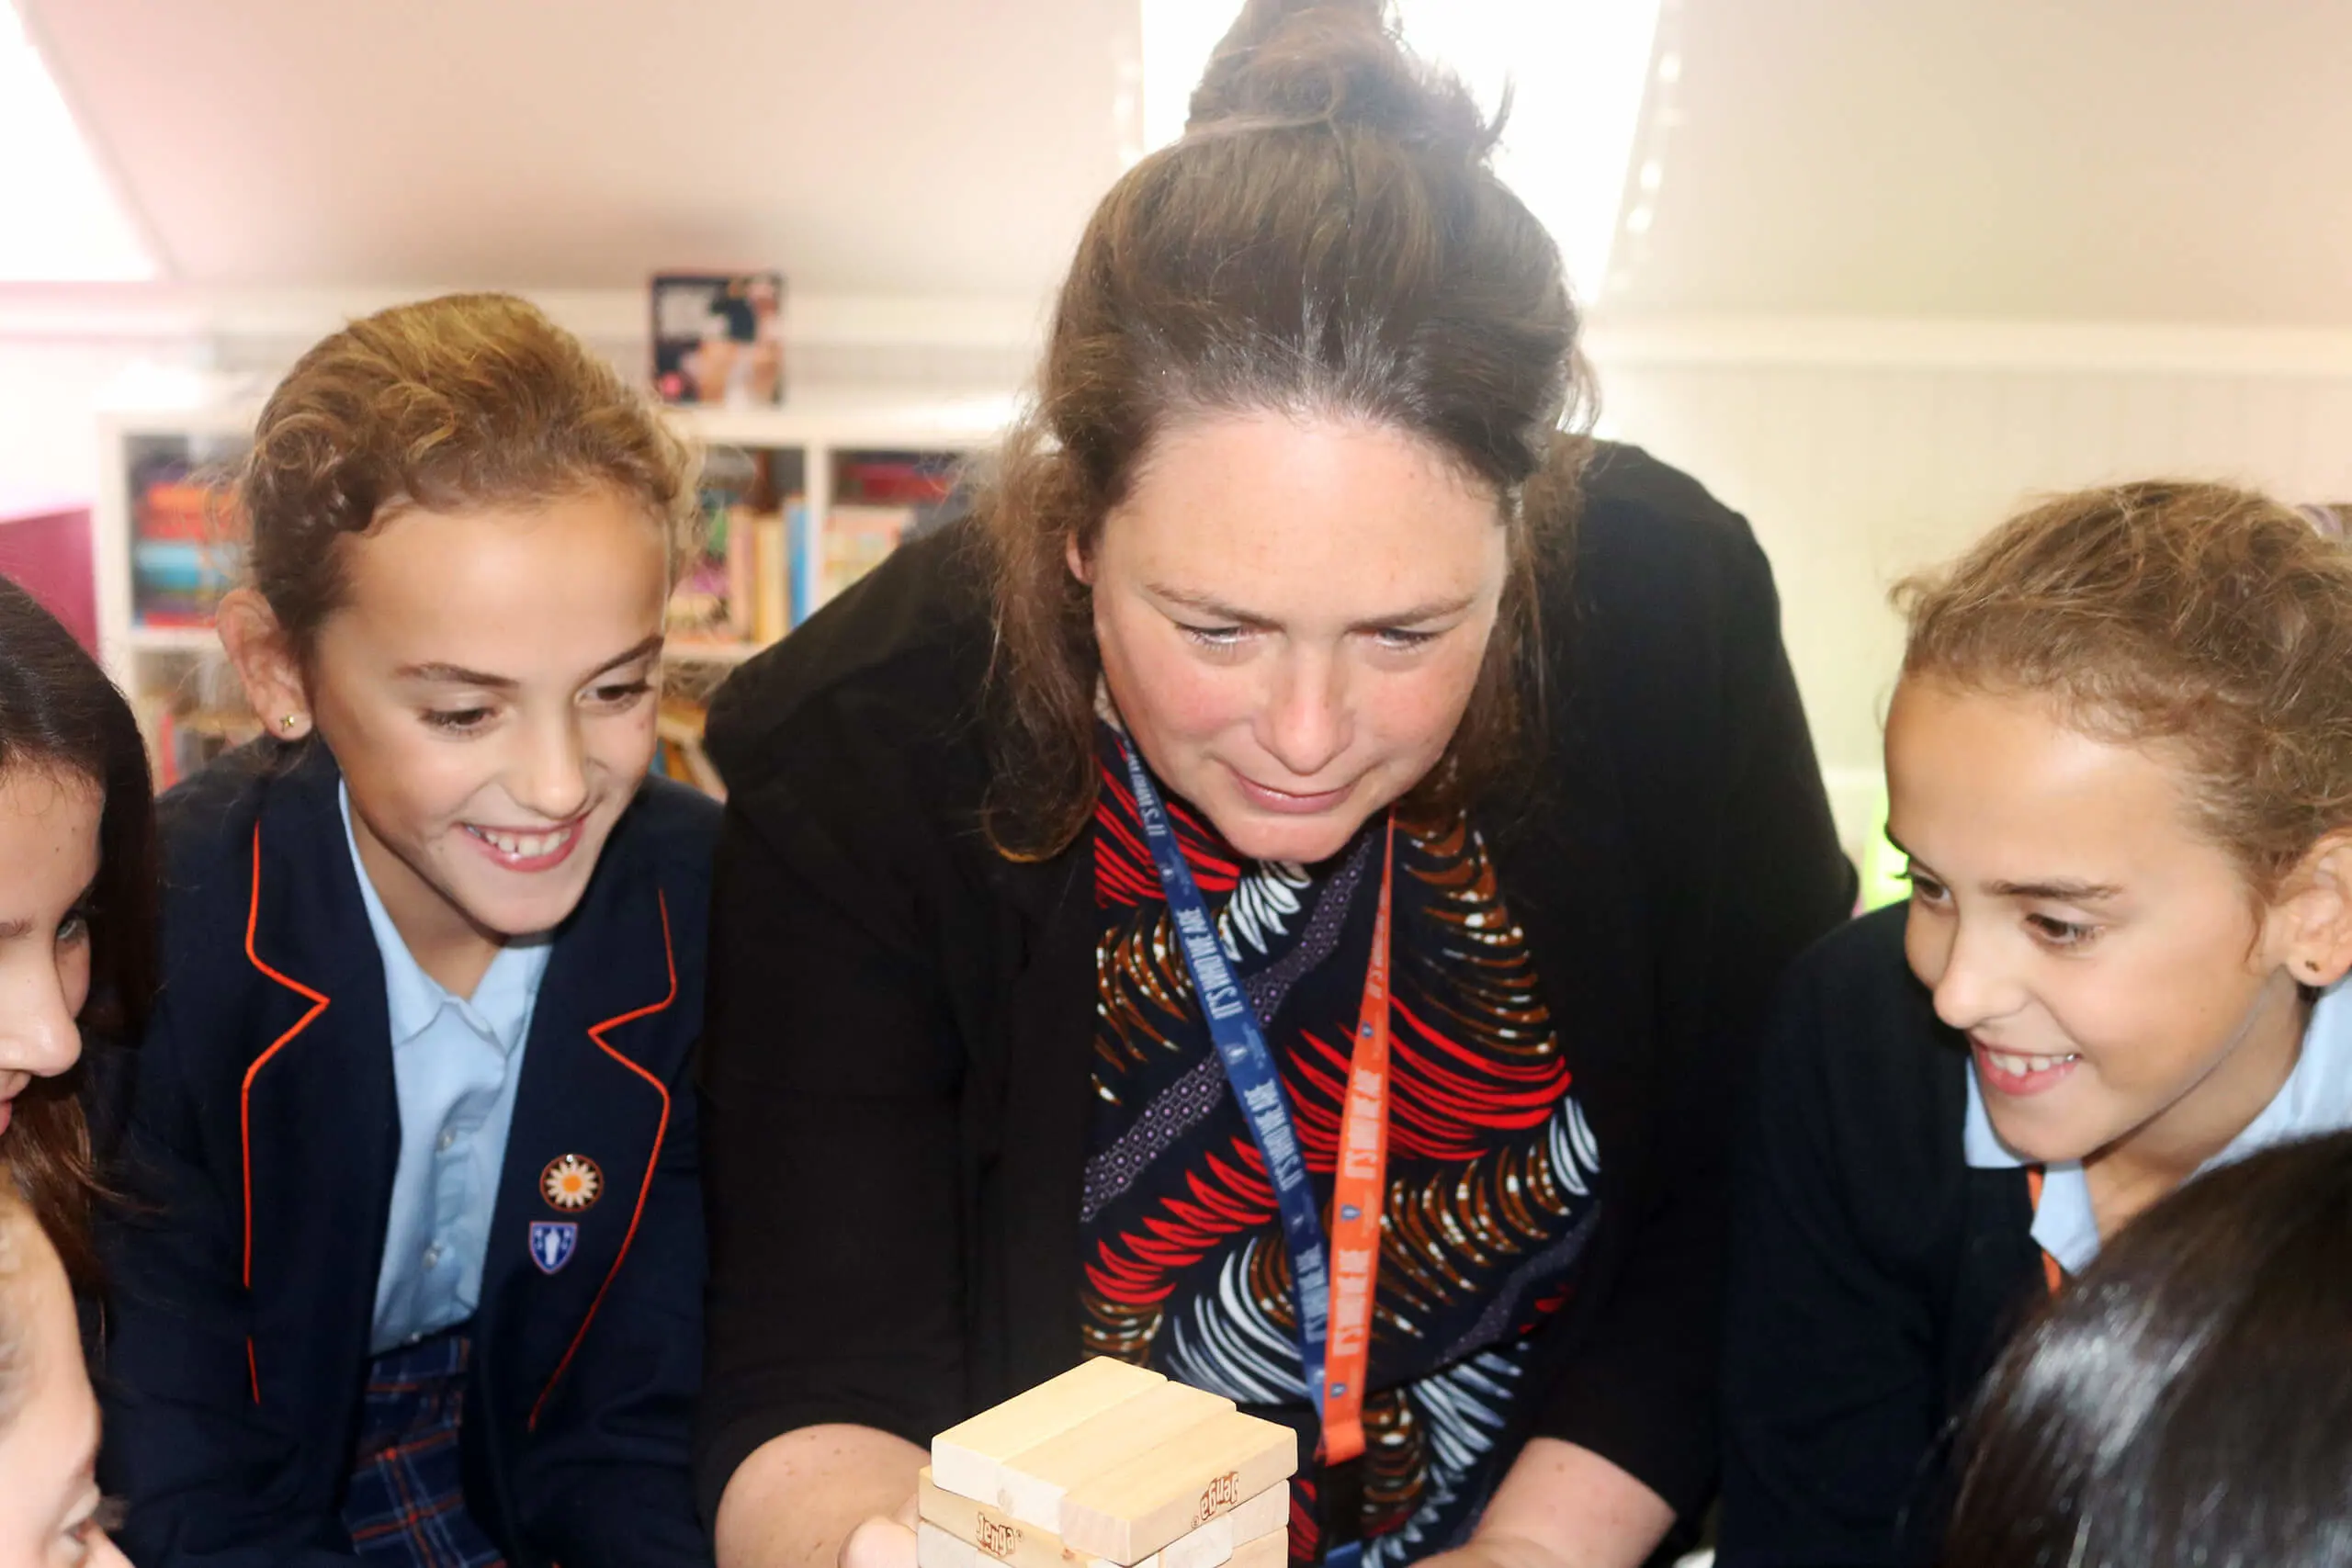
[529,1220,579,1275]
[541,1153,602,1212]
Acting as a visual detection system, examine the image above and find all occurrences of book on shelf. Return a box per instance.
[671,445,796,650]
[131,470,243,629]
[652,695,723,800]
[788,452,964,623]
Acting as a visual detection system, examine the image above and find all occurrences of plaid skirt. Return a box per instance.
[343,1329,505,1568]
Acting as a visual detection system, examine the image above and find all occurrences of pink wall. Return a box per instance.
[0,500,97,652]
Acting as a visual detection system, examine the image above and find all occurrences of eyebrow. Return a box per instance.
[1883,831,2122,904]
[0,875,97,942]
[1146,582,1476,630]
[391,635,665,691]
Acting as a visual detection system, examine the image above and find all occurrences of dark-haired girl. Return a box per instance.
[1945,1128,2352,1568]
[694,4,1851,1566]
[0,575,156,1300]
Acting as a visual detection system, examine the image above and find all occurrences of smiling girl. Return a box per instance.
[100,295,719,1568]
[1719,481,2352,1568]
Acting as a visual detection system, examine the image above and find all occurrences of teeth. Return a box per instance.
[1987,1048,2080,1077]
[469,824,573,860]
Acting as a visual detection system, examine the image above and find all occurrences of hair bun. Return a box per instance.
[1186,0,1496,162]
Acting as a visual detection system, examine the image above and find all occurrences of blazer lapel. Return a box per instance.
[482,838,683,1427]
[239,750,399,1393]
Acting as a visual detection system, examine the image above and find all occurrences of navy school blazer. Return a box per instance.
[101,741,719,1568]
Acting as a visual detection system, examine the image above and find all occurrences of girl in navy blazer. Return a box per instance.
[102,295,719,1568]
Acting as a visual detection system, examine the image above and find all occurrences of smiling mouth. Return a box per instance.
[1229,768,1352,813]
[1971,1036,2085,1090]
[461,817,586,869]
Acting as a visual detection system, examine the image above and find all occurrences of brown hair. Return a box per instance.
[1896,480,2352,896]
[235,292,701,660]
[0,577,158,1287]
[978,0,1592,857]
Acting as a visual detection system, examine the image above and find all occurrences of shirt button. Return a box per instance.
[437,1129,457,1152]
[423,1243,443,1269]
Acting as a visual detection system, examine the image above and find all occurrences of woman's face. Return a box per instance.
[0,768,99,1140]
[1078,412,1508,863]
[0,1210,127,1568]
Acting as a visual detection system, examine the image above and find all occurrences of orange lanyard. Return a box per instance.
[2024,1166,2064,1295]
[1318,820,1395,1465]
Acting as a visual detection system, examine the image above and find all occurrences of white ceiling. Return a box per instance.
[23,0,1133,298]
[1605,0,2352,324]
[22,0,2352,326]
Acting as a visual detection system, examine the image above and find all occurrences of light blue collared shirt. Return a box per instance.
[342,784,554,1355]
[1964,979,2352,1274]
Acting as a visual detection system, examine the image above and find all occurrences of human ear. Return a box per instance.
[215,588,312,741]
[1065,529,1094,587]
[2270,831,2352,987]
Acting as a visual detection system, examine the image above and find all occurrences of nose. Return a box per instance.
[509,712,592,823]
[1257,647,1351,782]
[1924,915,2024,1034]
[0,954,85,1082]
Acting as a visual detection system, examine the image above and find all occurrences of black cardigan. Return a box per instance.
[1717,906,2047,1568]
[692,442,1856,1532]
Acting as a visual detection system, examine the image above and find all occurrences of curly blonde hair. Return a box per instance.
[1896,480,2352,895]
[236,292,701,658]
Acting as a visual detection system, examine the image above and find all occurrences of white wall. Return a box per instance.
[0,335,207,504]
[1586,321,2352,853]
[0,286,1040,507]
[11,299,2352,861]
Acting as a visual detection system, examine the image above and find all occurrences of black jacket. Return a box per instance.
[692,442,1856,1535]
[1718,906,2047,1568]
[101,743,719,1568]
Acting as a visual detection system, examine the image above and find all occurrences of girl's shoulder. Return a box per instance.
[615,772,723,857]
[1753,905,1978,1198]
[153,740,311,897]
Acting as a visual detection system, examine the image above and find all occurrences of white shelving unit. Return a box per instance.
[95,391,1012,782]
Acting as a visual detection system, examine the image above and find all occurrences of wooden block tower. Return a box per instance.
[919,1358,1296,1568]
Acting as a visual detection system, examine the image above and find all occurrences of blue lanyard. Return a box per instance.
[1115,739,1378,1568]
[1116,740,1338,1406]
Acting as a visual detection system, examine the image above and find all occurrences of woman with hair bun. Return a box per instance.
[695,4,1851,1566]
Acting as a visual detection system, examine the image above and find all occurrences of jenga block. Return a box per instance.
[922,1468,1289,1568]
[1001,1381,1236,1529]
[1226,1483,1290,1544]
[1057,1409,1298,1563]
[921,1470,1073,1568]
[1157,1512,1235,1568]
[918,1522,979,1568]
[933,1358,1167,1503]
[1227,1530,1287,1568]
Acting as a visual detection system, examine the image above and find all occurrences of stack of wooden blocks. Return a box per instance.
[920,1358,1298,1568]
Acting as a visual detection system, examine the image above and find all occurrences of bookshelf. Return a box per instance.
[95,393,1010,791]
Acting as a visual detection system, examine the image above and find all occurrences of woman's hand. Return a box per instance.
[839,1497,920,1568]
[1417,1438,1677,1568]
[716,1424,929,1568]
